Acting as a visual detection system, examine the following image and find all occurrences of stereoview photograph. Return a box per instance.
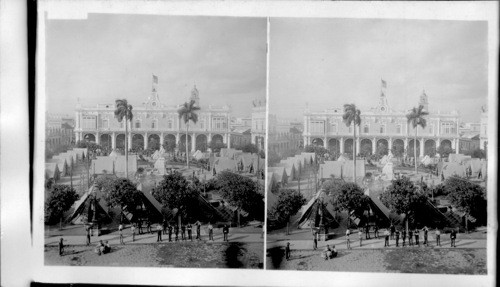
[266,18,488,274]
[43,14,266,269]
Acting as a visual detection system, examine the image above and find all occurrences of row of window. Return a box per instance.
[82,116,228,131]
[308,121,458,136]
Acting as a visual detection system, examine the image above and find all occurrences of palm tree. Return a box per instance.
[343,104,361,182]
[114,99,133,179]
[178,99,200,169]
[406,105,428,174]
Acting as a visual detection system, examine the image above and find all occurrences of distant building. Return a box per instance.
[251,100,266,151]
[46,113,75,150]
[268,115,303,156]
[303,87,463,158]
[74,78,233,152]
[479,106,488,150]
[458,132,480,153]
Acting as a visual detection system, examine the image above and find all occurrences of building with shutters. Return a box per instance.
[303,88,464,158]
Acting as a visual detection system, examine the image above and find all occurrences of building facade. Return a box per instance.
[268,115,303,156]
[46,113,75,150]
[74,84,232,152]
[251,101,266,151]
[303,89,462,158]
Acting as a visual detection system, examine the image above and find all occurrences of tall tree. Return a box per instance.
[106,178,141,223]
[343,104,361,182]
[330,182,369,229]
[45,184,80,229]
[406,105,428,174]
[446,177,487,231]
[380,176,428,232]
[152,171,199,226]
[216,171,264,225]
[178,99,200,169]
[270,189,306,235]
[114,99,134,178]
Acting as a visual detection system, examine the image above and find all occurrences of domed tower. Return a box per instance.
[419,90,429,112]
[190,85,200,107]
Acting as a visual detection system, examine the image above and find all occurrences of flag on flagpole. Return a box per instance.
[381,79,387,89]
[153,74,158,85]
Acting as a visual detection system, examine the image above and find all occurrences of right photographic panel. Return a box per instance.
[266,18,488,273]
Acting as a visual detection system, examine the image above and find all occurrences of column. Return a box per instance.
[372,138,377,154]
[420,138,425,157]
[455,138,460,154]
[355,138,360,156]
[192,133,196,151]
[144,133,148,150]
[111,132,116,149]
[404,138,409,149]
[340,137,344,154]
[176,133,180,146]
[388,138,393,151]
[227,133,231,148]
[323,137,328,149]
[127,133,132,151]
[208,133,212,144]
[436,138,441,149]
[95,132,100,144]
[160,132,164,146]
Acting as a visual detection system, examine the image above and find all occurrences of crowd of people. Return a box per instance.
[343,224,459,249]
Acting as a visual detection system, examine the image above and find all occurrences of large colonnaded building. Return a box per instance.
[73,79,264,152]
[302,87,488,157]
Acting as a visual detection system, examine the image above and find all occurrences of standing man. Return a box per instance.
[131,224,136,242]
[423,227,428,246]
[374,224,379,239]
[118,223,124,245]
[395,229,400,247]
[168,223,173,242]
[313,230,318,250]
[86,225,91,246]
[163,218,168,235]
[181,224,186,241]
[414,228,420,246]
[450,228,457,247]
[384,229,390,247]
[187,223,193,241]
[196,221,201,240]
[435,227,441,247]
[138,221,143,235]
[345,229,351,250]
[156,223,163,242]
[175,224,179,241]
[390,223,395,240]
[59,238,64,256]
[365,224,370,240]
[223,224,229,242]
[208,222,214,241]
[408,229,413,246]
[285,242,291,261]
[402,229,406,247]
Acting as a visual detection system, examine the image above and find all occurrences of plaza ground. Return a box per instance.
[267,227,487,273]
[45,223,264,268]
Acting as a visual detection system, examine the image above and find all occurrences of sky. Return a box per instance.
[269,18,488,123]
[46,14,267,118]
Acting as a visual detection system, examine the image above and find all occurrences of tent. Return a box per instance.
[73,148,88,159]
[276,162,297,181]
[319,161,343,179]
[268,167,288,186]
[236,153,258,172]
[341,160,366,179]
[282,157,302,176]
[220,148,238,159]
[108,149,120,158]
[114,155,138,174]
[53,153,74,169]
[296,189,340,230]
[364,188,402,227]
[68,185,111,225]
[47,158,68,177]
[300,152,316,166]
[91,157,115,175]
[45,163,61,182]
[213,158,238,173]
[337,154,349,162]
[267,172,277,193]
[251,157,264,174]
[441,162,466,179]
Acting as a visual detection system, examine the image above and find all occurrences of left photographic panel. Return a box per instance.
[41,13,267,269]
